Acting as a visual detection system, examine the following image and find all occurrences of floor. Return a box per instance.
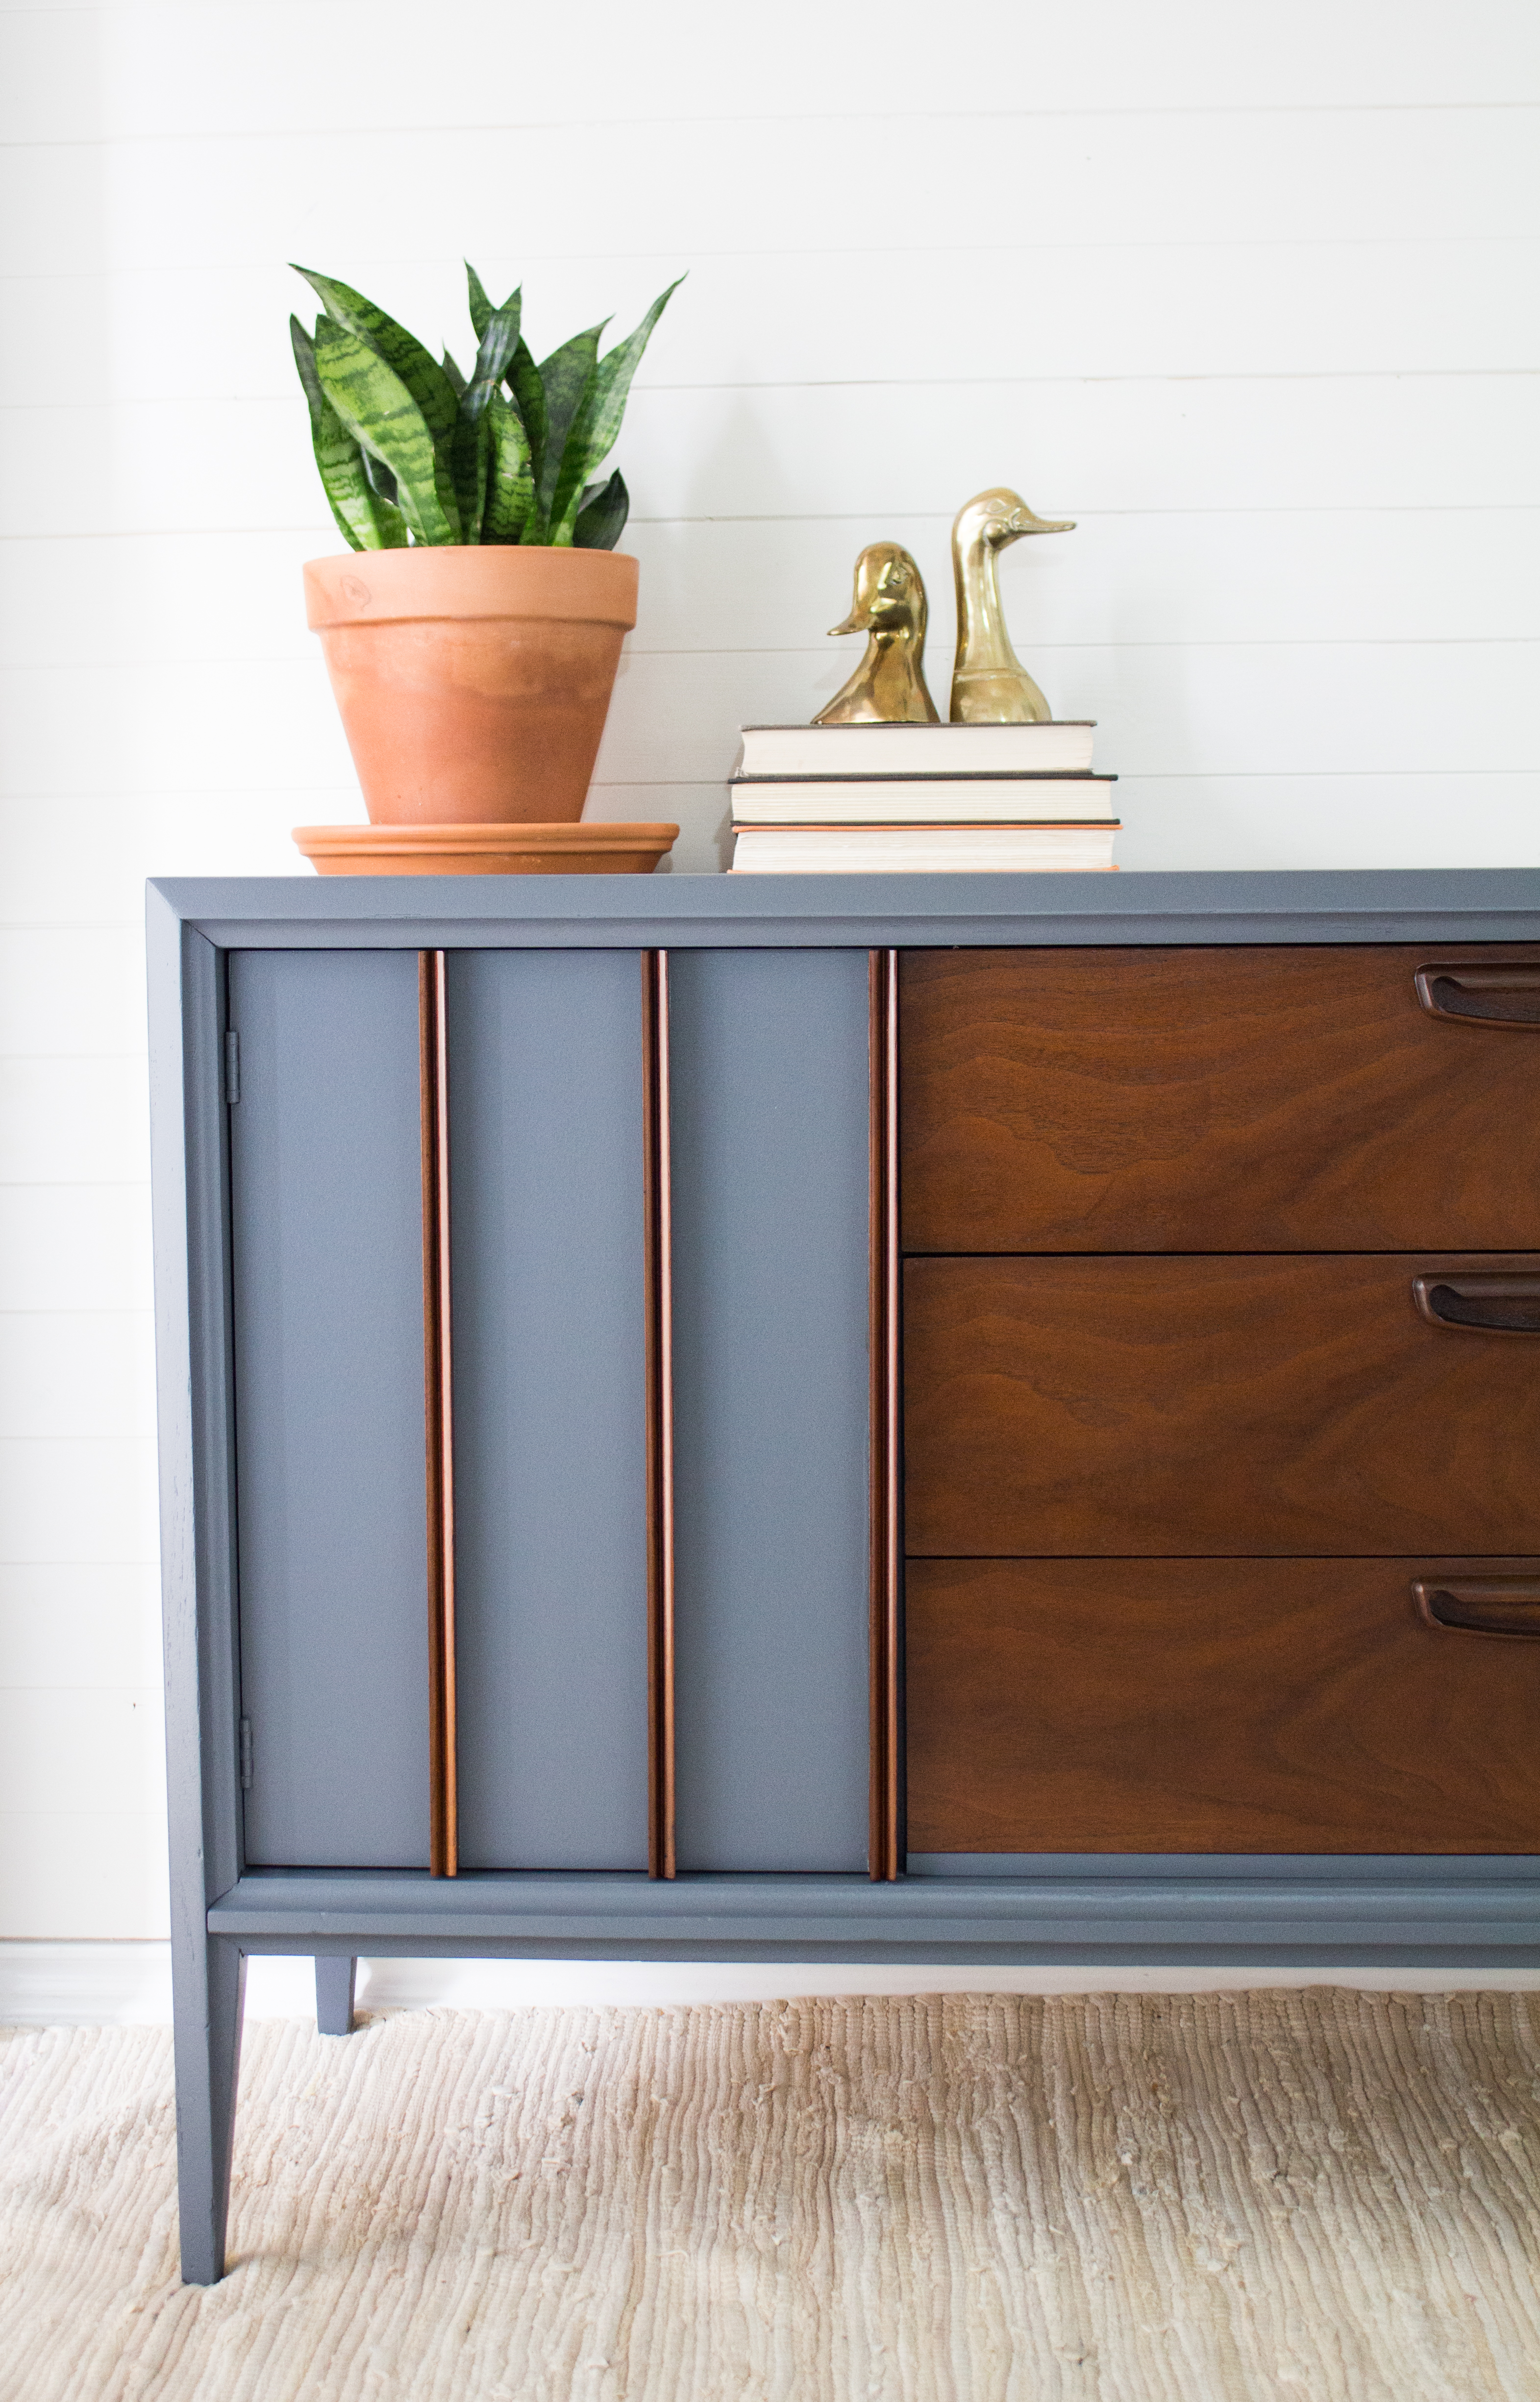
[2,1990,1538,2400]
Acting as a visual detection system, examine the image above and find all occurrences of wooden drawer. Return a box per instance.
[900,945,1540,1253]
[904,1253,1540,1556]
[907,1557,1540,1853]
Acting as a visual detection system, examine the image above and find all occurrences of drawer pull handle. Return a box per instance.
[1414,1578,1540,1638]
[1412,1274,1540,1334]
[1415,964,1540,1027]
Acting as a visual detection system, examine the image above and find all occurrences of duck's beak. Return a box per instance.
[827,609,869,635]
[1007,506,1076,539]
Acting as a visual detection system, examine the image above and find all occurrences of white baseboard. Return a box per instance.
[4,1943,1540,2026]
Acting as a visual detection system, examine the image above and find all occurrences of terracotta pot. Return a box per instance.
[304,546,639,826]
[292,820,678,876]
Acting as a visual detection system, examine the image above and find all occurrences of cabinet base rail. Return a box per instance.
[204,1864,1540,1956]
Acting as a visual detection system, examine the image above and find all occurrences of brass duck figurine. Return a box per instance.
[814,541,940,724]
[950,486,1074,723]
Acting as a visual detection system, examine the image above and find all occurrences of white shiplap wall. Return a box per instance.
[1,0,1537,1940]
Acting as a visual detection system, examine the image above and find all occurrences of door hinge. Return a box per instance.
[224,1029,241,1104]
[239,1717,253,1789]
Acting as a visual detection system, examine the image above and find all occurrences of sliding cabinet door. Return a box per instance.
[229,949,431,1867]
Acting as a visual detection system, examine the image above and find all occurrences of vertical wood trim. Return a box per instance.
[420,951,458,1878]
[642,950,677,1879]
[869,949,902,1879]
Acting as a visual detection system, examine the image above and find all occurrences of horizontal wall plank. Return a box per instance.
[12,377,1538,547]
[3,512,1537,661]
[0,1810,168,1940]
[622,375,1540,520]
[5,0,1537,144]
[0,663,353,794]
[0,1058,151,1183]
[619,513,1540,656]
[596,643,1540,783]
[0,1436,159,1564]
[598,772,1540,875]
[0,1687,163,1817]
[0,928,148,1052]
[3,643,1535,800]
[10,768,1522,899]
[0,1565,161,1687]
[6,108,1540,280]
[8,377,1540,546]
[608,772,1540,877]
[1114,773,1540,870]
[0,1188,152,1312]
[4,239,1537,412]
[0,1314,155,1440]
[4,761,1536,900]
[0,793,327,926]
[585,787,731,875]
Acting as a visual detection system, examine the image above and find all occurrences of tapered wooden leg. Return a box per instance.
[315,1955,357,2037]
[173,1935,246,2285]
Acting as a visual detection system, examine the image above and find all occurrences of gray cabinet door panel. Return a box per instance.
[229,949,431,1868]
[668,949,872,1872]
[448,949,650,1871]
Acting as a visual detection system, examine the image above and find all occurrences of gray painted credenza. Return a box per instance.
[149,868,1540,2283]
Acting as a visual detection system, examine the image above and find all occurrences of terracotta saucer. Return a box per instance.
[293,821,679,876]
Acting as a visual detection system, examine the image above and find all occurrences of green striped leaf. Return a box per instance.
[549,278,682,544]
[441,349,468,399]
[451,415,491,544]
[451,299,522,542]
[292,265,459,446]
[533,323,605,538]
[572,468,629,550]
[290,315,406,550]
[360,446,399,506]
[467,261,522,347]
[466,261,494,343]
[312,320,461,545]
[483,389,535,543]
[468,298,522,401]
[508,338,550,533]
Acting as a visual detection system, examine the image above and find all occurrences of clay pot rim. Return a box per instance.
[293,820,678,852]
[304,543,639,632]
[291,820,679,878]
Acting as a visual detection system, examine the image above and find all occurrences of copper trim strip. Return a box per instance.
[869,949,902,1879]
[420,951,458,1878]
[642,951,677,1879]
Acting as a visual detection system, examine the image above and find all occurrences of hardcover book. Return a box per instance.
[735,721,1097,778]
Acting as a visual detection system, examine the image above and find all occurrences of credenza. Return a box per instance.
[149,868,1540,2282]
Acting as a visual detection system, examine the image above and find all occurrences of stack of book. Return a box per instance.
[728,720,1117,872]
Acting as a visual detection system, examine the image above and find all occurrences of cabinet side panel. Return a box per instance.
[229,950,430,1867]
[449,950,650,1871]
[669,949,871,1872]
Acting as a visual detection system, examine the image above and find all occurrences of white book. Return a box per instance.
[730,823,1119,874]
[730,774,1116,825]
[736,721,1096,778]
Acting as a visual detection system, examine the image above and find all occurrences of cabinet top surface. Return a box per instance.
[147,867,1540,950]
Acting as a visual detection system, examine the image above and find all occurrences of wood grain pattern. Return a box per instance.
[907,1556,1540,1854]
[900,945,1540,1253]
[904,1252,1540,1557]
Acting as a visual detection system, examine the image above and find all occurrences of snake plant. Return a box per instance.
[290,262,682,552]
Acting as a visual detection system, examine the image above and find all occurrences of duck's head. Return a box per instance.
[953,486,1075,554]
[829,542,928,638]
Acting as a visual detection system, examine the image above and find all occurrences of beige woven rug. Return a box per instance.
[2,1992,1540,2401]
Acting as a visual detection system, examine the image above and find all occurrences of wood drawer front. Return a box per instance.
[907,1557,1540,1854]
[900,945,1540,1253]
[905,1254,1540,1557]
